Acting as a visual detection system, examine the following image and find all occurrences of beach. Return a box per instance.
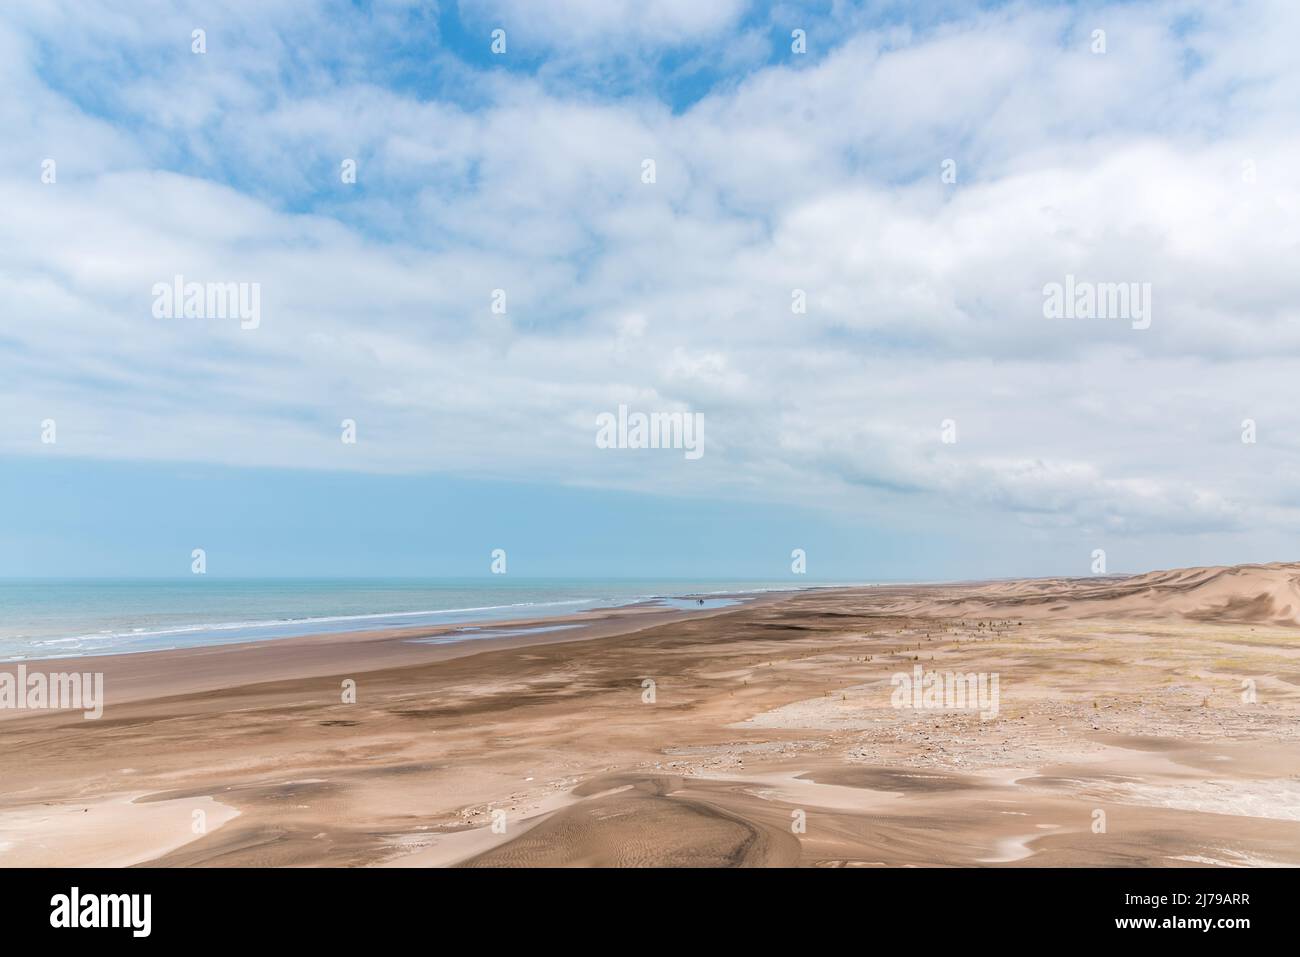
[2,565,1299,867]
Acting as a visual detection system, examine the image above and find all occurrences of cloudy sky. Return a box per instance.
[2,0,1298,579]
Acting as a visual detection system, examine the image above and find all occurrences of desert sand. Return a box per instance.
[2,564,1299,867]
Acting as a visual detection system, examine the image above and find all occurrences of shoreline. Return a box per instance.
[0,588,812,716]
[0,581,855,665]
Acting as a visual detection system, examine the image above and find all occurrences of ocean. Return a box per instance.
[0,578,850,661]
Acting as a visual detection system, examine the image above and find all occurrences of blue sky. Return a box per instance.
[2,0,1299,578]
[0,454,1160,580]
[0,456,918,578]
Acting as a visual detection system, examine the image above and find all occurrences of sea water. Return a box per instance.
[0,578,851,661]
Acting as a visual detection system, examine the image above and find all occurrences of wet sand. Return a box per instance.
[2,567,1299,867]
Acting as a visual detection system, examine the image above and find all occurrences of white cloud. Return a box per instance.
[2,0,1299,554]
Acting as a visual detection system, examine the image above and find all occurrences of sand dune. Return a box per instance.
[873,561,1300,628]
[1,562,1298,867]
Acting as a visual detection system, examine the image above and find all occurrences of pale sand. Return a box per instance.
[0,794,239,867]
[2,566,1299,867]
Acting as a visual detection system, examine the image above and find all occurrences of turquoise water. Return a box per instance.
[0,578,847,661]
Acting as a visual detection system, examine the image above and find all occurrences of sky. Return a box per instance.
[1,0,1298,579]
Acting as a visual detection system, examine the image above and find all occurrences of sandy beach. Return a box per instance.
[2,564,1299,867]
